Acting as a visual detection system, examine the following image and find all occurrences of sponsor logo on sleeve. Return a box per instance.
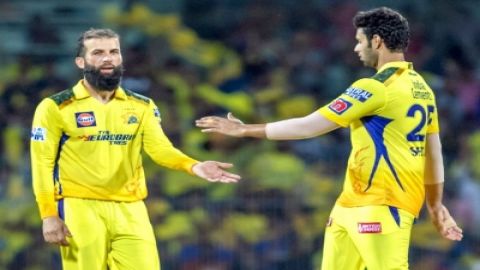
[358,222,382,233]
[75,112,96,128]
[344,87,373,102]
[328,98,352,115]
[31,127,46,141]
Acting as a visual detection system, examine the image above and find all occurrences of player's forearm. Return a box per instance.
[424,133,445,184]
[239,124,267,138]
[265,112,339,140]
[33,169,58,218]
[147,144,199,174]
[32,154,58,218]
[424,182,444,211]
[424,134,446,211]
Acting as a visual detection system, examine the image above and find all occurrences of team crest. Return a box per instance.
[75,112,96,128]
[122,112,139,125]
[328,98,352,115]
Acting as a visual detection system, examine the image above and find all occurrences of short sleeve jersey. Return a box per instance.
[318,62,439,216]
[31,80,198,218]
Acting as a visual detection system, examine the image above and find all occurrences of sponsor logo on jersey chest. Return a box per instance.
[78,131,135,145]
[75,112,96,128]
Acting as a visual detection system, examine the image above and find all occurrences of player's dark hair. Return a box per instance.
[76,28,119,57]
[353,7,409,52]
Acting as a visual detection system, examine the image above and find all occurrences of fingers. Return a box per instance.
[195,116,223,127]
[44,227,71,246]
[203,164,241,183]
[64,225,73,238]
[43,219,72,246]
[227,112,244,124]
[444,226,463,241]
[199,128,218,133]
[213,162,234,169]
[206,174,240,183]
[206,171,241,183]
[193,161,241,183]
[442,216,463,241]
[435,207,463,241]
[220,171,241,182]
[195,117,221,133]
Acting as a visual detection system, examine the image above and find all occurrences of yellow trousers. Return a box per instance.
[58,198,160,270]
[321,204,414,270]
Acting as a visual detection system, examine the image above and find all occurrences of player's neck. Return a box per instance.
[376,51,405,70]
[82,79,116,104]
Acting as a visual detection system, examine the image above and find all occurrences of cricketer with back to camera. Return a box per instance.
[196,6,463,270]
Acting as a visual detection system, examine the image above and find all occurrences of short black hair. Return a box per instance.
[353,7,409,52]
[76,28,119,57]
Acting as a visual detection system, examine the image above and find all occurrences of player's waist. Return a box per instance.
[336,193,423,217]
[54,180,148,202]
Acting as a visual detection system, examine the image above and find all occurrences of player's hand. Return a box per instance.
[428,204,463,241]
[192,161,241,183]
[196,112,245,137]
[43,216,72,246]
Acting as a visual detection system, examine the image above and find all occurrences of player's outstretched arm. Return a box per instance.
[196,113,266,138]
[196,111,340,140]
[192,161,241,183]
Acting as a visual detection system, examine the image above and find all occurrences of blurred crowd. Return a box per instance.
[1,1,480,269]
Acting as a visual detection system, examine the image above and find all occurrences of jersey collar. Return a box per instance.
[72,80,128,100]
[377,61,413,73]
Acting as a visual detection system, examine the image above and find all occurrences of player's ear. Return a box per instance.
[372,34,382,49]
[75,57,85,69]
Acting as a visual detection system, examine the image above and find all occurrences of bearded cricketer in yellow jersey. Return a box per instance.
[31,28,240,270]
[196,7,463,270]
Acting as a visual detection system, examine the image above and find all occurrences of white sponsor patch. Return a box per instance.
[31,127,47,141]
[358,222,382,233]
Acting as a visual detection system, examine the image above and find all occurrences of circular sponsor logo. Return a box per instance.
[77,113,95,127]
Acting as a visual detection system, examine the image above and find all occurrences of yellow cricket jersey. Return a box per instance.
[318,62,439,216]
[31,80,198,219]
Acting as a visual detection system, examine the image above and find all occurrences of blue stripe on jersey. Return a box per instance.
[361,116,405,191]
[53,133,70,195]
[389,206,400,226]
[58,198,65,220]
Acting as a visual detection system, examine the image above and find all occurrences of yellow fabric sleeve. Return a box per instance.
[318,78,387,127]
[31,99,62,218]
[142,100,199,174]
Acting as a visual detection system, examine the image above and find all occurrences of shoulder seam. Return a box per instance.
[124,89,150,104]
[48,88,74,106]
[371,67,399,83]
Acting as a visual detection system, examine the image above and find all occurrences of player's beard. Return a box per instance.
[361,46,379,69]
[83,63,124,92]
